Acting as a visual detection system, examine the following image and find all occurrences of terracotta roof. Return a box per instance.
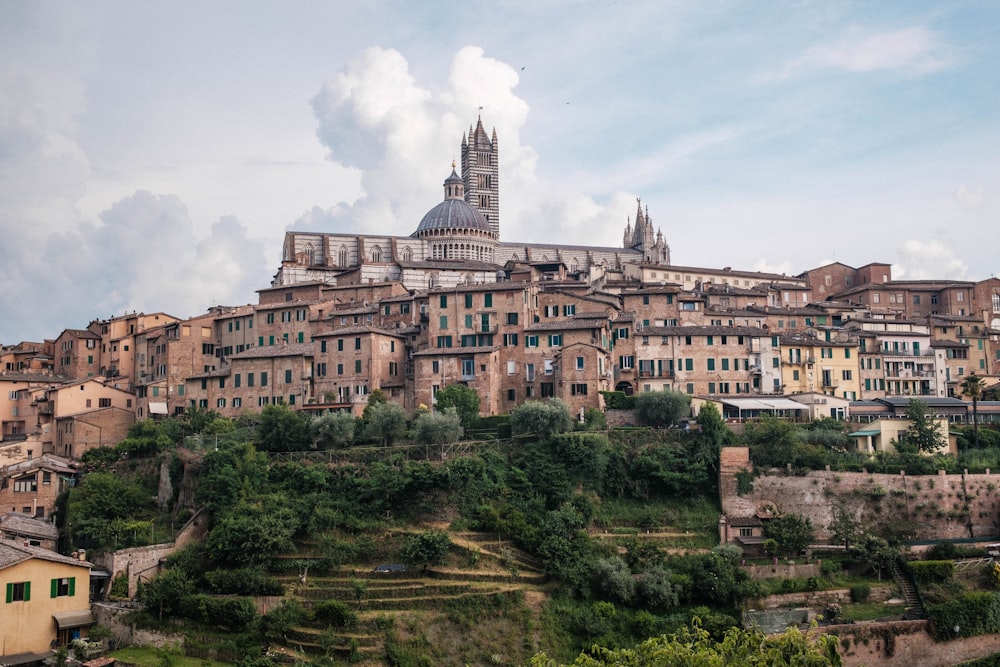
[231,343,314,359]
[526,318,608,332]
[0,512,59,540]
[0,541,92,571]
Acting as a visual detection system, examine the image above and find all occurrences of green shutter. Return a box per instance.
[68,577,76,596]
[51,578,59,598]
[24,581,30,601]
[5,582,11,603]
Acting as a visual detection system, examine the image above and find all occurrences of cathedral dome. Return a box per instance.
[415,198,492,234]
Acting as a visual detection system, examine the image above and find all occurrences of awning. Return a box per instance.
[52,609,96,630]
[849,429,880,437]
[719,398,807,411]
[148,401,168,415]
[0,652,49,667]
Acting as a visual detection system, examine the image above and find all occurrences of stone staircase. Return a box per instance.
[890,559,924,620]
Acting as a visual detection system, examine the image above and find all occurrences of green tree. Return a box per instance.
[634,389,691,428]
[531,623,842,666]
[848,532,898,581]
[257,404,312,451]
[764,514,815,558]
[590,556,635,604]
[205,501,297,568]
[827,505,861,551]
[364,400,407,445]
[311,411,356,449]
[691,402,729,473]
[399,530,452,570]
[139,567,194,620]
[897,399,946,454]
[511,399,573,438]
[361,388,388,421]
[582,407,607,430]
[961,373,987,448]
[433,383,481,428]
[65,471,153,550]
[412,407,463,444]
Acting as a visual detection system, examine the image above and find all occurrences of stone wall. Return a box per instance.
[831,620,1000,667]
[720,447,1000,541]
[742,561,820,581]
[96,509,208,598]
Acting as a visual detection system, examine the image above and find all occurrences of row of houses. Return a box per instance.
[2,261,999,467]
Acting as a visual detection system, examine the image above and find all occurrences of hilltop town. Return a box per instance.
[3,119,1000,665]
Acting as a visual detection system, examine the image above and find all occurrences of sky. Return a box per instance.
[1,0,998,344]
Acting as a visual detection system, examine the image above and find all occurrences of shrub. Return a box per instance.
[908,560,955,584]
[850,585,870,603]
[511,399,573,438]
[204,568,285,596]
[313,599,357,629]
[599,391,636,410]
[178,594,258,631]
[634,390,691,428]
[928,591,1000,640]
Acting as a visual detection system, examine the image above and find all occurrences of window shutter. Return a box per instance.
[24,581,30,601]
[5,582,11,603]
[69,577,76,596]
[51,578,59,598]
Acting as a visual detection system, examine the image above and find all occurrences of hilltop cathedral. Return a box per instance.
[273,117,671,290]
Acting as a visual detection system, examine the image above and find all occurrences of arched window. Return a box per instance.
[428,273,438,288]
[401,246,413,261]
[993,293,1000,313]
[338,246,348,266]
[370,245,382,263]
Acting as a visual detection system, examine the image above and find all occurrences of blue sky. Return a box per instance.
[1,1,998,343]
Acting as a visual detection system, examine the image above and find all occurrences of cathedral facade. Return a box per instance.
[273,117,671,291]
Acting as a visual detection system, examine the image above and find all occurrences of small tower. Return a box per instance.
[461,116,500,238]
[623,198,669,264]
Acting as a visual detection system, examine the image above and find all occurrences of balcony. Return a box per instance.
[639,370,674,378]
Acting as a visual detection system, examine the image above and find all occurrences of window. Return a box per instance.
[562,304,576,316]
[284,369,293,384]
[99,397,111,407]
[355,360,362,373]
[507,361,516,375]
[436,336,453,348]
[619,355,635,369]
[506,312,519,325]
[842,370,852,380]
[503,333,518,346]
[571,383,588,395]
[526,363,536,382]
[217,398,226,408]
[461,359,475,378]
[464,314,473,328]
[440,316,448,329]
[576,356,585,371]
[440,295,448,307]
[233,398,242,408]
[432,360,440,374]
[707,359,715,371]
[261,372,268,387]
[6,582,30,602]
[484,293,493,308]
[526,335,538,348]
[355,337,362,350]
[548,334,562,347]
[13,474,36,492]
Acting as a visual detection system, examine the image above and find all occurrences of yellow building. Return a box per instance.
[848,417,958,456]
[1,542,94,657]
[779,330,861,400]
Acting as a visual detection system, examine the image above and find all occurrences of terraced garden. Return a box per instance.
[268,531,551,665]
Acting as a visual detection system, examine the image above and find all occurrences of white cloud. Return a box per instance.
[894,239,968,280]
[301,46,638,251]
[761,27,951,82]
[752,258,796,277]
[954,184,985,210]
